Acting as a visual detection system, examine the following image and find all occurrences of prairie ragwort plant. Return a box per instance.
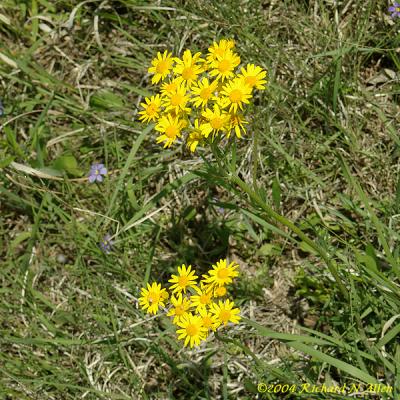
[138,259,241,348]
[138,39,267,151]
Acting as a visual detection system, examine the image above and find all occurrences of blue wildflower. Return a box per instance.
[88,163,107,183]
[389,2,400,18]
[99,234,114,254]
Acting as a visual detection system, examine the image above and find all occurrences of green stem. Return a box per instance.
[214,331,294,383]
[229,173,349,301]
[252,129,259,191]
[215,331,262,370]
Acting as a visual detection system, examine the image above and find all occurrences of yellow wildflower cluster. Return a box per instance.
[138,39,267,151]
[138,259,241,348]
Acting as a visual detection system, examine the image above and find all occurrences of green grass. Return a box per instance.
[1,0,400,399]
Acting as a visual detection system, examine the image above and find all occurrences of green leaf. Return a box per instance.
[52,155,82,176]
[37,167,63,177]
[183,206,196,221]
[10,231,31,250]
[4,126,25,158]
[31,0,39,42]
[272,176,281,209]
[299,241,318,255]
[355,251,378,273]
[107,124,154,216]
[288,341,380,385]
[241,209,293,242]
[244,318,329,345]
[0,155,15,168]
[376,323,400,348]
[90,90,125,110]
[339,156,400,276]
[257,243,280,257]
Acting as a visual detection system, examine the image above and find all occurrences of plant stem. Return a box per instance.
[229,173,349,300]
[214,331,294,383]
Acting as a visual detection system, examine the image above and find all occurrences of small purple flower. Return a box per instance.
[88,163,107,183]
[212,197,225,215]
[389,2,400,18]
[99,234,114,254]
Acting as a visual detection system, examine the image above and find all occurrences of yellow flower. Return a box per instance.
[186,119,212,152]
[148,50,174,84]
[138,94,162,123]
[203,259,239,287]
[220,78,252,113]
[213,285,227,298]
[161,290,170,301]
[210,299,241,325]
[214,95,230,110]
[198,308,220,332]
[187,129,203,153]
[191,78,218,108]
[140,40,265,152]
[139,282,168,315]
[227,112,248,138]
[155,114,185,148]
[191,285,213,312]
[209,49,240,81]
[162,82,191,114]
[167,293,192,324]
[238,63,267,90]
[176,312,208,347]
[160,77,183,97]
[173,49,204,87]
[169,264,198,294]
[202,104,229,136]
[207,39,236,64]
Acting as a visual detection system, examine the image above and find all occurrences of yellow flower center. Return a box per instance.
[219,309,231,323]
[211,117,223,129]
[146,103,157,115]
[214,48,225,58]
[186,323,199,336]
[217,268,229,279]
[218,59,231,73]
[202,316,212,328]
[215,286,227,297]
[174,305,185,316]
[178,275,189,287]
[182,67,195,80]
[245,76,257,87]
[156,60,169,74]
[229,89,243,103]
[170,93,184,107]
[200,87,212,99]
[165,125,179,138]
[165,82,177,92]
[200,293,210,304]
[230,115,239,125]
[148,292,160,304]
